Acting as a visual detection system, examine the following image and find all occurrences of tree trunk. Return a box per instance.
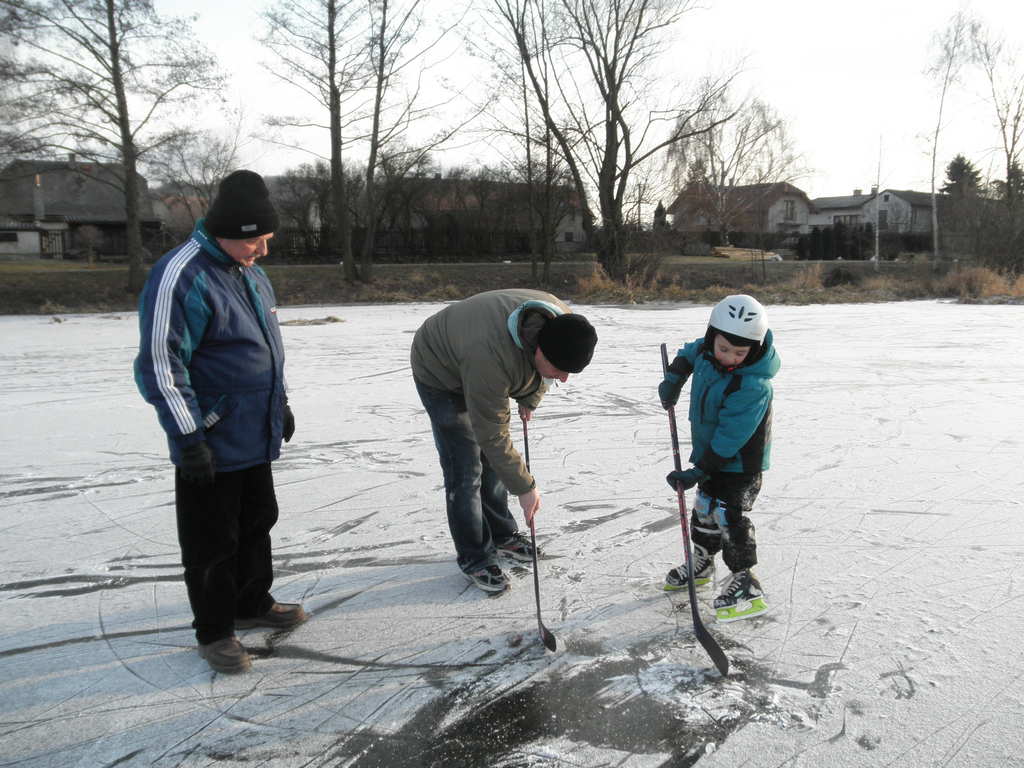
[328,0,355,282]
[105,0,143,293]
[359,0,388,283]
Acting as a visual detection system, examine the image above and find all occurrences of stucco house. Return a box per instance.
[667,181,813,238]
[860,189,940,233]
[808,188,877,228]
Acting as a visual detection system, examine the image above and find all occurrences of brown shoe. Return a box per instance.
[198,636,251,673]
[235,602,307,630]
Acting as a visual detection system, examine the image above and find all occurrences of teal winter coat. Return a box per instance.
[671,329,780,474]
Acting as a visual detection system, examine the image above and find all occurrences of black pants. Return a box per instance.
[175,462,279,644]
[691,472,761,573]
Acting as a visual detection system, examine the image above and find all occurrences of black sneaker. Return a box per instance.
[464,564,510,593]
[497,532,540,562]
[663,544,714,591]
[198,636,251,673]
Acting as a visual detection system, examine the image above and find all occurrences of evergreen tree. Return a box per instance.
[941,154,982,199]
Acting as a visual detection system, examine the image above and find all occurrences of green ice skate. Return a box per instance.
[713,569,769,622]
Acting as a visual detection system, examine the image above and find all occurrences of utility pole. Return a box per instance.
[873,136,881,271]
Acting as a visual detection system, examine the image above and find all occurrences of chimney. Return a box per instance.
[870,185,878,196]
[853,188,862,196]
[32,173,45,220]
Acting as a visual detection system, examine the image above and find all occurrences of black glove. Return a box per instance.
[283,404,295,443]
[659,374,683,409]
[659,355,692,409]
[666,466,706,491]
[180,441,215,486]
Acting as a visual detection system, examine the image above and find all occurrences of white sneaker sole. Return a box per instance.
[464,571,510,593]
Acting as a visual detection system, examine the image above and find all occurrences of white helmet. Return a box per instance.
[708,294,768,343]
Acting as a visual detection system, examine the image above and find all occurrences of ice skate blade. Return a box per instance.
[715,597,769,623]
[662,577,712,592]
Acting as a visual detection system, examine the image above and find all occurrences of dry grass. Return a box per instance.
[3,259,1022,314]
[935,266,1024,299]
[784,263,824,291]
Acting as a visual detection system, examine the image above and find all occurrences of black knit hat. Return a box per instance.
[205,170,279,238]
[538,313,598,373]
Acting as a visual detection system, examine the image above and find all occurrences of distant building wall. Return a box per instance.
[0,228,41,258]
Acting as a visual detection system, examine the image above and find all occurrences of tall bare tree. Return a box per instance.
[926,10,970,262]
[971,21,1024,211]
[358,0,475,280]
[471,1,568,283]
[668,90,801,244]
[146,115,246,231]
[0,0,220,290]
[262,0,371,282]
[494,0,735,279]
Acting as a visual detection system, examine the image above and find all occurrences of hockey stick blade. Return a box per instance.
[530,519,557,651]
[661,343,729,677]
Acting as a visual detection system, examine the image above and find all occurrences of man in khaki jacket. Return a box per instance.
[411,289,598,592]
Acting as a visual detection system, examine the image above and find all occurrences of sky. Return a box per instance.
[156,0,1024,201]
[3,299,1023,766]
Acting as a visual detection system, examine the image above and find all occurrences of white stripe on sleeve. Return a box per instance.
[150,240,201,435]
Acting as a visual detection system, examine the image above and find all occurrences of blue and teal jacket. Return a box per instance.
[669,329,779,474]
[134,221,287,472]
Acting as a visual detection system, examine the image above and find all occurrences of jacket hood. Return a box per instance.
[506,299,565,351]
[737,328,779,378]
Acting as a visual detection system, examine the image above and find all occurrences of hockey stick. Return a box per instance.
[661,343,729,676]
[522,417,557,652]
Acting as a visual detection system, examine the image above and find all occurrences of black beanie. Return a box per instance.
[205,170,279,238]
[538,313,598,373]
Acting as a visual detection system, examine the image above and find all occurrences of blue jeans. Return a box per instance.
[415,378,518,573]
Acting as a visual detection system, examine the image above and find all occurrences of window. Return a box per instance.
[564,231,574,242]
[883,193,890,202]
[0,232,18,242]
[783,200,795,221]
[878,210,888,230]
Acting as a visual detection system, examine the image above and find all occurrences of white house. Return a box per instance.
[808,188,876,228]
[860,189,937,233]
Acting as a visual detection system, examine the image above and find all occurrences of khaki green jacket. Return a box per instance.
[411,289,571,495]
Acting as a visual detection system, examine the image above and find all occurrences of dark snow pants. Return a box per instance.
[175,462,279,645]
[691,471,761,573]
[414,378,519,574]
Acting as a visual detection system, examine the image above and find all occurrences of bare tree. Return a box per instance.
[0,29,43,162]
[146,115,246,232]
[668,90,802,244]
[469,2,568,283]
[926,10,970,262]
[971,21,1024,211]
[358,0,477,280]
[494,0,736,280]
[262,0,371,281]
[0,0,220,291]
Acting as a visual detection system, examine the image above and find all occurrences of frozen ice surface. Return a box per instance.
[1,300,1023,767]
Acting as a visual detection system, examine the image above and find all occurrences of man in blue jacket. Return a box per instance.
[135,170,305,673]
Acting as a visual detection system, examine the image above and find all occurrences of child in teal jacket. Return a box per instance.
[658,294,780,622]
